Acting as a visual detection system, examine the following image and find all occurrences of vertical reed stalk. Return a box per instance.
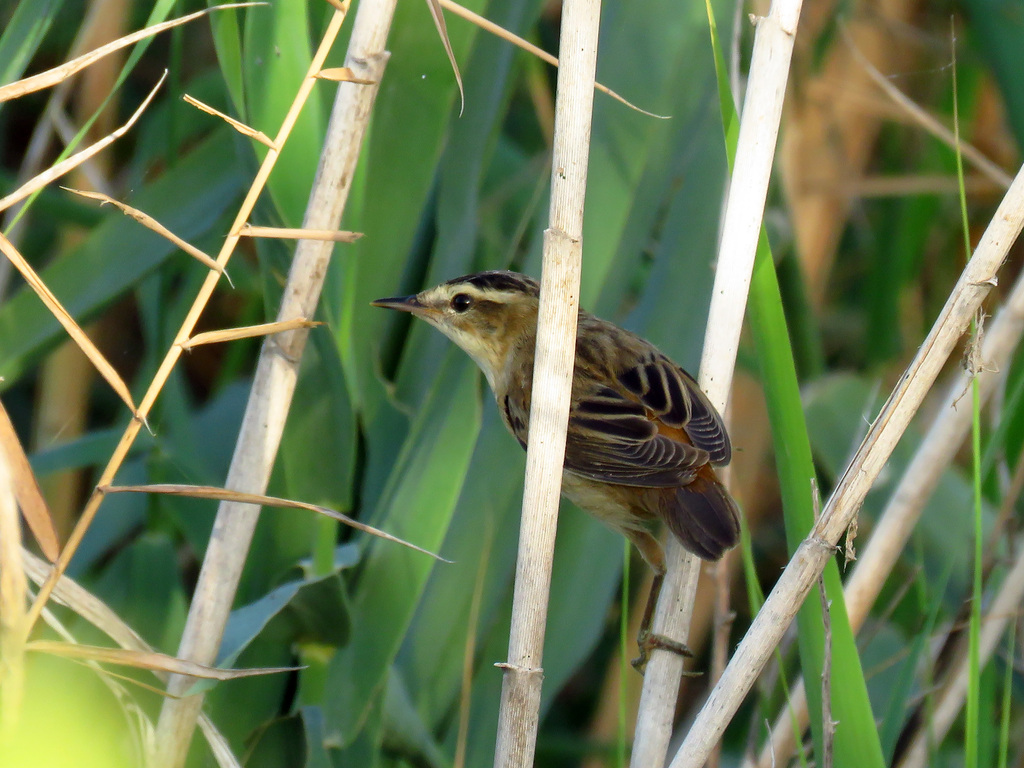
[631,0,804,763]
[491,0,602,764]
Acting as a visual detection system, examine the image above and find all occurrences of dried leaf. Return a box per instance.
[101,484,451,562]
[437,0,667,119]
[315,67,376,85]
[183,94,275,149]
[0,73,167,214]
[237,223,363,242]
[0,401,59,561]
[62,187,232,287]
[181,319,322,350]
[26,640,297,680]
[423,0,465,116]
[0,232,138,416]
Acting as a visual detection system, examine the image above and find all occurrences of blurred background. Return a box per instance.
[1,0,1023,765]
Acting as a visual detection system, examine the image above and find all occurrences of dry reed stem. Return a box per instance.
[180,319,321,349]
[236,223,362,241]
[152,0,394,762]
[0,401,59,561]
[671,157,1024,767]
[437,0,666,118]
[0,231,138,416]
[24,3,351,638]
[62,187,231,283]
[103,483,446,560]
[631,0,804,764]
[755,255,1024,768]
[182,94,275,148]
[0,453,26,739]
[0,4,258,104]
[492,0,601,763]
[897,543,1024,767]
[0,73,165,214]
[25,640,295,680]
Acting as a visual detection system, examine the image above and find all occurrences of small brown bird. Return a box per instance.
[373,271,740,666]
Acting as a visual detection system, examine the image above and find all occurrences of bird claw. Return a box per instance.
[631,630,701,675]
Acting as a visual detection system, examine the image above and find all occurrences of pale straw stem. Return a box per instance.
[631,0,804,764]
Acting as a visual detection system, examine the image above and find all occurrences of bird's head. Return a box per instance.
[372,271,540,388]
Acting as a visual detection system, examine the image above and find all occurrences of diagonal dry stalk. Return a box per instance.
[491,0,601,763]
[755,254,1024,768]
[22,3,351,638]
[151,1,399,764]
[671,156,1024,767]
[0,4,257,105]
[0,231,139,416]
[63,188,231,280]
[630,0,804,763]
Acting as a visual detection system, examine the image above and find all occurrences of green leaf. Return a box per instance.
[281,332,357,514]
[0,0,65,116]
[324,356,482,743]
[749,246,885,768]
[243,0,324,225]
[326,0,487,427]
[204,0,246,118]
[88,531,186,653]
[381,668,448,768]
[705,1,885,763]
[217,573,352,670]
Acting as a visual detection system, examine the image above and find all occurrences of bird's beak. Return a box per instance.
[371,295,424,313]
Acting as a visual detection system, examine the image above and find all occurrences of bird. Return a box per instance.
[372,270,740,668]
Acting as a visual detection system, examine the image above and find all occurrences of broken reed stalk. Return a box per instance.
[670,157,1024,767]
[756,260,1024,768]
[152,1,393,765]
[630,0,804,764]
[491,0,601,764]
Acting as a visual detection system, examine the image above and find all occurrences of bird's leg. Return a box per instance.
[628,532,695,674]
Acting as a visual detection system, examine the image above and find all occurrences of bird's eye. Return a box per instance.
[451,293,473,312]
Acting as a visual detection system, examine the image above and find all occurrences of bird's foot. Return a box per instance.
[631,630,701,676]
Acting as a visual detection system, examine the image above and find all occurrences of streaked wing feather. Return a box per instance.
[564,386,708,487]
[618,356,731,465]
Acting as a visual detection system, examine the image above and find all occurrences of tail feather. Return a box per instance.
[662,471,740,561]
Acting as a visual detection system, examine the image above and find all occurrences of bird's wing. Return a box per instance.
[564,384,710,487]
[615,354,731,465]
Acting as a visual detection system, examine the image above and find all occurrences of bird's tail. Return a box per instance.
[664,469,740,561]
